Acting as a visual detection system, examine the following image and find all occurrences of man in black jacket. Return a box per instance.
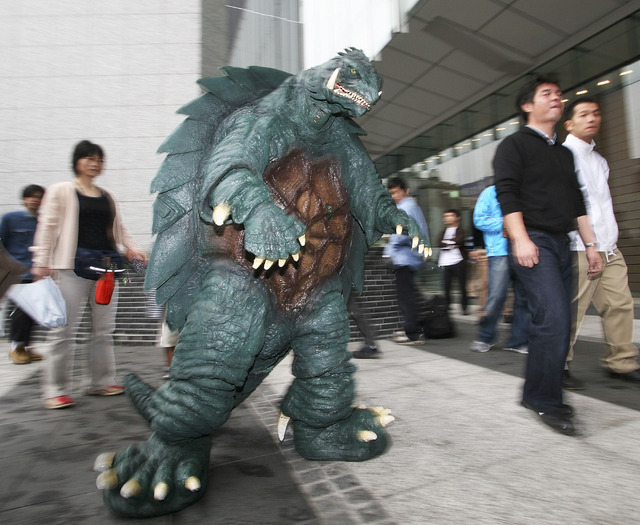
[494,75,602,435]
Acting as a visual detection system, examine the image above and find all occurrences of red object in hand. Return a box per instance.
[95,271,115,305]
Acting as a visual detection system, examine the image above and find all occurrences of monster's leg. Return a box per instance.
[97,264,271,518]
[281,282,393,462]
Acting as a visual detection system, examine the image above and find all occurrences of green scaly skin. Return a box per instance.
[96,49,429,518]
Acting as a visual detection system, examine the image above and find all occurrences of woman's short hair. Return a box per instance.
[72,140,104,175]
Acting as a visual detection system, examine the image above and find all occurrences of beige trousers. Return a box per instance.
[569,249,638,373]
[40,270,119,398]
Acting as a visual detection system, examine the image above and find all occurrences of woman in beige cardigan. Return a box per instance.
[32,140,147,409]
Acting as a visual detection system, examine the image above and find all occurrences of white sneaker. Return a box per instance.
[469,340,491,353]
[392,331,424,344]
[504,346,528,354]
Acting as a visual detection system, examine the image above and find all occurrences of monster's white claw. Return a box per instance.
[253,257,265,269]
[396,224,403,235]
[96,469,118,490]
[264,259,274,270]
[412,236,419,249]
[298,234,306,247]
[428,247,433,258]
[278,258,287,267]
[326,67,340,90]
[370,406,391,417]
[93,452,115,472]
[185,476,201,492]
[418,243,425,255]
[292,252,300,262]
[278,412,291,442]
[120,479,142,499]
[356,430,378,442]
[212,203,231,226]
[154,482,169,501]
[356,404,367,409]
[377,415,396,427]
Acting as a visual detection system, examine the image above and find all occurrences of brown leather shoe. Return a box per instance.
[9,346,31,364]
[26,348,43,361]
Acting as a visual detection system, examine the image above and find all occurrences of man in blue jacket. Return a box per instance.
[1,184,45,364]
[383,177,430,343]
[470,185,529,354]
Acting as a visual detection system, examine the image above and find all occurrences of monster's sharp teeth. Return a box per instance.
[326,68,340,90]
[264,259,274,270]
[298,234,306,247]
[357,430,378,442]
[212,203,232,226]
[120,479,142,499]
[396,224,403,235]
[278,258,287,267]
[253,257,265,269]
[185,476,201,492]
[154,482,169,501]
[412,236,419,249]
[278,412,291,441]
[93,452,115,472]
[292,251,300,261]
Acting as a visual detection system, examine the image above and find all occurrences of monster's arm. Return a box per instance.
[198,111,306,266]
[342,137,430,254]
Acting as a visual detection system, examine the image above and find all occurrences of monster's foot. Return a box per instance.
[290,406,394,461]
[94,432,211,518]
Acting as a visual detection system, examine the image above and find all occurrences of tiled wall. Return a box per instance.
[0,1,204,249]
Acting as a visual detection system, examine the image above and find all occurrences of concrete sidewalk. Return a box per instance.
[1,312,640,524]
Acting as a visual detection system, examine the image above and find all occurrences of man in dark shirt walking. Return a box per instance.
[494,75,602,435]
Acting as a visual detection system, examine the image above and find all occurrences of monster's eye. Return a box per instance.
[350,68,358,75]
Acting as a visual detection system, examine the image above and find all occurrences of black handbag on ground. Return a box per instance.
[74,247,124,280]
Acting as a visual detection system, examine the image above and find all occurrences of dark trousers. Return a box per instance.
[443,260,468,311]
[394,266,422,340]
[510,230,572,412]
[8,279,35,346]
[347,291,377,347]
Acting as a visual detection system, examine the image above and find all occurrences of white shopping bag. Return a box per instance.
[6,277,67,328]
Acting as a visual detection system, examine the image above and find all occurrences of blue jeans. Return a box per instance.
[510,230,572,412]
[477,256,529,347]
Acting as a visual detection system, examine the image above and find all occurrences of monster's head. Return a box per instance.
[306,48,382,118]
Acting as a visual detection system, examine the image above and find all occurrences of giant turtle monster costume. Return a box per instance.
[94,48,429,518]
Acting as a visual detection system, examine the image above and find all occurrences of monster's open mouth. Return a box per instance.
[333,83,371,110]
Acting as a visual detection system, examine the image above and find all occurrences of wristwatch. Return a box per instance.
[584,242,597,248]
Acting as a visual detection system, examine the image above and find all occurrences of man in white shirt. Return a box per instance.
[563,97,640,386]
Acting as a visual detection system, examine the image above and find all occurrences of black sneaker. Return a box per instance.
[352,345,380,359]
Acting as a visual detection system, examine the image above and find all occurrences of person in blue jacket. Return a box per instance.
[470,185,530,353]
[383,177,430,343]
[0,184,46,364]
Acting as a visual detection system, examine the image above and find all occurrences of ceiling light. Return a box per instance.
[509,121,519,125]
[496,127,506,131]
[454,146,463,150]
[620,70,633,76]
[576,89,588,95]
[463,142,471,146]
[483,133,493,137]
[561,98,569,103]
[472,138,480,141]
[597,80,610,86]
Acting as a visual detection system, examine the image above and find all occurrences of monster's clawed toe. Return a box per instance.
[95,433,211,518]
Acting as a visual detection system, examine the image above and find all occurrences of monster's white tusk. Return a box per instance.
[326,68,340,90]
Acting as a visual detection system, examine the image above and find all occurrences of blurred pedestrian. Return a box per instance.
[437,209,468,314]
[494,75,601,435]
[31,140,147,409]
[348,288,380,358]
[383,177,430,343]
[0,184,45,364]
[563,97,640,388]
[469,185,530,354]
